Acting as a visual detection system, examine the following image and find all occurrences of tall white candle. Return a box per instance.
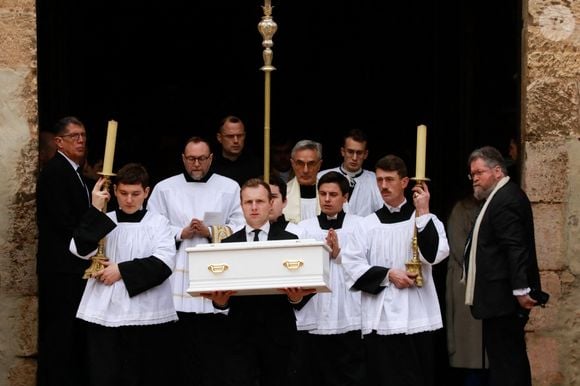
[415,124,427,179]
[102,120,118,175]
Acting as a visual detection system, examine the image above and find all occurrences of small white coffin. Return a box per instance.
[186,239,331,296]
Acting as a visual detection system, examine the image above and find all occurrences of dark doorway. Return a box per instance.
[36,1,521,383]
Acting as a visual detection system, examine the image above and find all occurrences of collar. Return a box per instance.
[115,208,147,223]
[272,214,289,227]
[182,169,214,183]
[375,201,415,224]
[299,184,317,198]
[318,210,346,230]
[58,151,82,172]
[386,198,407,213]
[245,222,271,238]
[339,165,364,179]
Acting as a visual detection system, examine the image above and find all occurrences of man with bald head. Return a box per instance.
[147,136,244,385]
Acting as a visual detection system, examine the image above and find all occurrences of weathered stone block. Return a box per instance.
[525,78,579,140]
[16,296,37,357]
[527,27,580,79]
[527,334,565,386]
[532,203,566,270]
[523,141,568,202]
[0,7,36,67]
[527,271,561,331]
[6,358,35,386]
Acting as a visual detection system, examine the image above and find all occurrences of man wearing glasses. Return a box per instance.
[464,146,544,386]
[36,116,92,386]
[318,129,383,217]
[146,136,244,386]
[283,139,323,224]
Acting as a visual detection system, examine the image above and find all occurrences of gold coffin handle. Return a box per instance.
[283,260,304,270]
[207,263,229,274]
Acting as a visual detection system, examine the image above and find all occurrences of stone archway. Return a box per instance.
[0,1,578,385]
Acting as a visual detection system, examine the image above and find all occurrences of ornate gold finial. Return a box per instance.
[258,1,277,71]
[258,0,278,182]
[261,1,272,17]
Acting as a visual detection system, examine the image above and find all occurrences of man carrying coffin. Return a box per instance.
[203,178,314,386]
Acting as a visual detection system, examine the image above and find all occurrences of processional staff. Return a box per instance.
[258,0,277,183]
[82,120,118,279]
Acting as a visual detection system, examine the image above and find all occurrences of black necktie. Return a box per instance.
[252,229,260,241]
[76,166,90,205]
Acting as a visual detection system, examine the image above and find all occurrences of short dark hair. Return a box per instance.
[241,178,272,200]
[218,115,244,133]
[318,171,350,196]
[375,155,408,178]
[344,129,368,147]
[53,116,84,135]
[468,146,507,174]
[268,174,287,201]
[115,163,150,188]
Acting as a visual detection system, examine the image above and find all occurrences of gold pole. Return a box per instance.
[258,0,277,183]
[82,172,115,279]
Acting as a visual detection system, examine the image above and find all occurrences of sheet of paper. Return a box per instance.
[203,211,224,226]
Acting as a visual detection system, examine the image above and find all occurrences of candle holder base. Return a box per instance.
[405,259,424,287]
[411,177,431,182]
[82,256,109,280]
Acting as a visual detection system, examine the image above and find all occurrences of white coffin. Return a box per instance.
[186,239,331,296]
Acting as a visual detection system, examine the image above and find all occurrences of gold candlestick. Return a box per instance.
[405,178,429,288]
[258,0,277,183]
[82,172,115,279]
[406,124,430,287]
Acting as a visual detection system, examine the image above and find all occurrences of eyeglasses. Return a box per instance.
[58,132,87,141]
[344,149,365,157]
[184,155,211,163]
[293,159,320,168]
[467,168,491,181]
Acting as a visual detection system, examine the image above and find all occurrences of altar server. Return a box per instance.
[297,171,366,386]
[70,163,177,386]
[341,155,449,386]
[318,129,383,217]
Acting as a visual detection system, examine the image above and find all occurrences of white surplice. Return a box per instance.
[75,211,178,327]
[296,213,363,335]
[147,173,244,313]
[341,210,449,335]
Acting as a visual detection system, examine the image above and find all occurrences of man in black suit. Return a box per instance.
[36,116,92,386]
[203,178,313,386]
[464,146,543,386]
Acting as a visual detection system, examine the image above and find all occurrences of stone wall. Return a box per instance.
[0,1,578,385]
[524,0,580,385]
[0,1,39,385]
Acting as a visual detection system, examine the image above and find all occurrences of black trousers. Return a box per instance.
[175,312,238,386]
[85,321,177,386]
[309,330,367,386]
[364,331,435,386]
[37,273,88,386]
[483,313,531,386]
